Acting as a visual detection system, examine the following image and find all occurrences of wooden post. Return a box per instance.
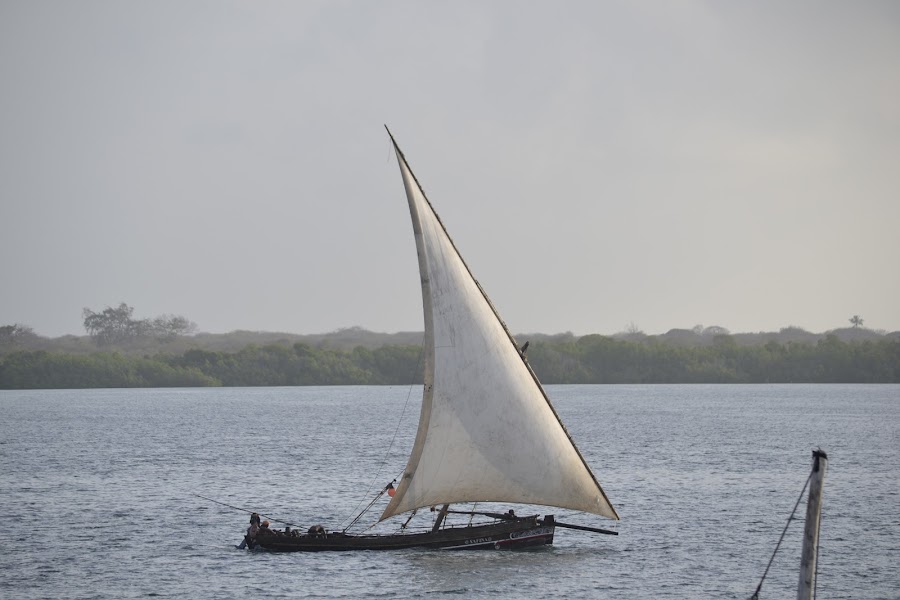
[797,449,828,600]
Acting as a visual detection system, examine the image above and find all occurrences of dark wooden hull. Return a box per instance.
[254,516,554,552]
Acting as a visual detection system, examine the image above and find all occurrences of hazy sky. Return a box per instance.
[2,1,898,338]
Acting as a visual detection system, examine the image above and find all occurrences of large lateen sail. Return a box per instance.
[381,131,618,521]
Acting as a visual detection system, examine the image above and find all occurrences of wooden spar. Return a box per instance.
[551,520,619,536]
[797,449,828,600]
[445,509,522,520]
[443,509,619,536]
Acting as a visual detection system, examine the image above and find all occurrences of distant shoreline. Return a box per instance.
[2,327,897,389]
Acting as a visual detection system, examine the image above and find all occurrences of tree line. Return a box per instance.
[1,334,897,389]
[81,303,196,345]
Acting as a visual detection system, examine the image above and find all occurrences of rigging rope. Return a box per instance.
[748,469,813,600]
[192,493,301,528]
[338,343,424,531]
[343,484,391,532]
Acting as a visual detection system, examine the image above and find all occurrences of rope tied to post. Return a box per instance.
[748,469,814,599]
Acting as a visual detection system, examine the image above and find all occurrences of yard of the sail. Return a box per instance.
[1,384,897,599]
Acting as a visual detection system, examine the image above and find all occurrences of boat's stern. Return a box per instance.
[491,515,555,549]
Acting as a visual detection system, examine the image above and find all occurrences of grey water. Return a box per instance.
[1,384,897,599]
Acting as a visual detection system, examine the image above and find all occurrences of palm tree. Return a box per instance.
[849,315,864,328]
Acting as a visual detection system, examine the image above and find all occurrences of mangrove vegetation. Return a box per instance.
[1,333,897,389]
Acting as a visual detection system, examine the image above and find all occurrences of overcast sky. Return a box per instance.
[2,1,898,338]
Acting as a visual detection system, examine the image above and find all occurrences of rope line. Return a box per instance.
[343,485,391,532]
[338,342,424,531]
[192,493,301,528]
[749,470,813,600]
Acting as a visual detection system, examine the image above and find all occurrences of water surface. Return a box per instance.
[1,384,897,599]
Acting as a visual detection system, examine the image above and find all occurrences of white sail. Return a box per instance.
[380,133,618,522]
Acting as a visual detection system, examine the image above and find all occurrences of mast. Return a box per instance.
[797,449,828,600]
[432,504,450,532]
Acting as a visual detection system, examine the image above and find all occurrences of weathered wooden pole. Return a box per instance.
[797,449,828,600]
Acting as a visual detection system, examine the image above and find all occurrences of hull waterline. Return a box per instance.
[254,516,555,552]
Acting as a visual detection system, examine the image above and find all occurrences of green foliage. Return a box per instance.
[0,324,36,341]
[0,351,218,389]
[82,303,138,345]
[527,334,900,384]
[1,336,897,389]
[81,303,197,346]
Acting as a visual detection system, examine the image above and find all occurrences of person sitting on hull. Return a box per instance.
[308,524,326,536]
[258,521,272,536]
[237,513,261,549]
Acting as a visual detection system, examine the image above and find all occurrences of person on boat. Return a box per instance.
[307,524,326,538]
[237,513,261,549]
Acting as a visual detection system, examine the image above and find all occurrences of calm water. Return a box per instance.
[1,384,897,599]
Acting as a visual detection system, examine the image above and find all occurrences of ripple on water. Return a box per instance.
[0,384,897,600]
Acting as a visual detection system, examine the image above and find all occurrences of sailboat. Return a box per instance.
[253,128,619,551]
